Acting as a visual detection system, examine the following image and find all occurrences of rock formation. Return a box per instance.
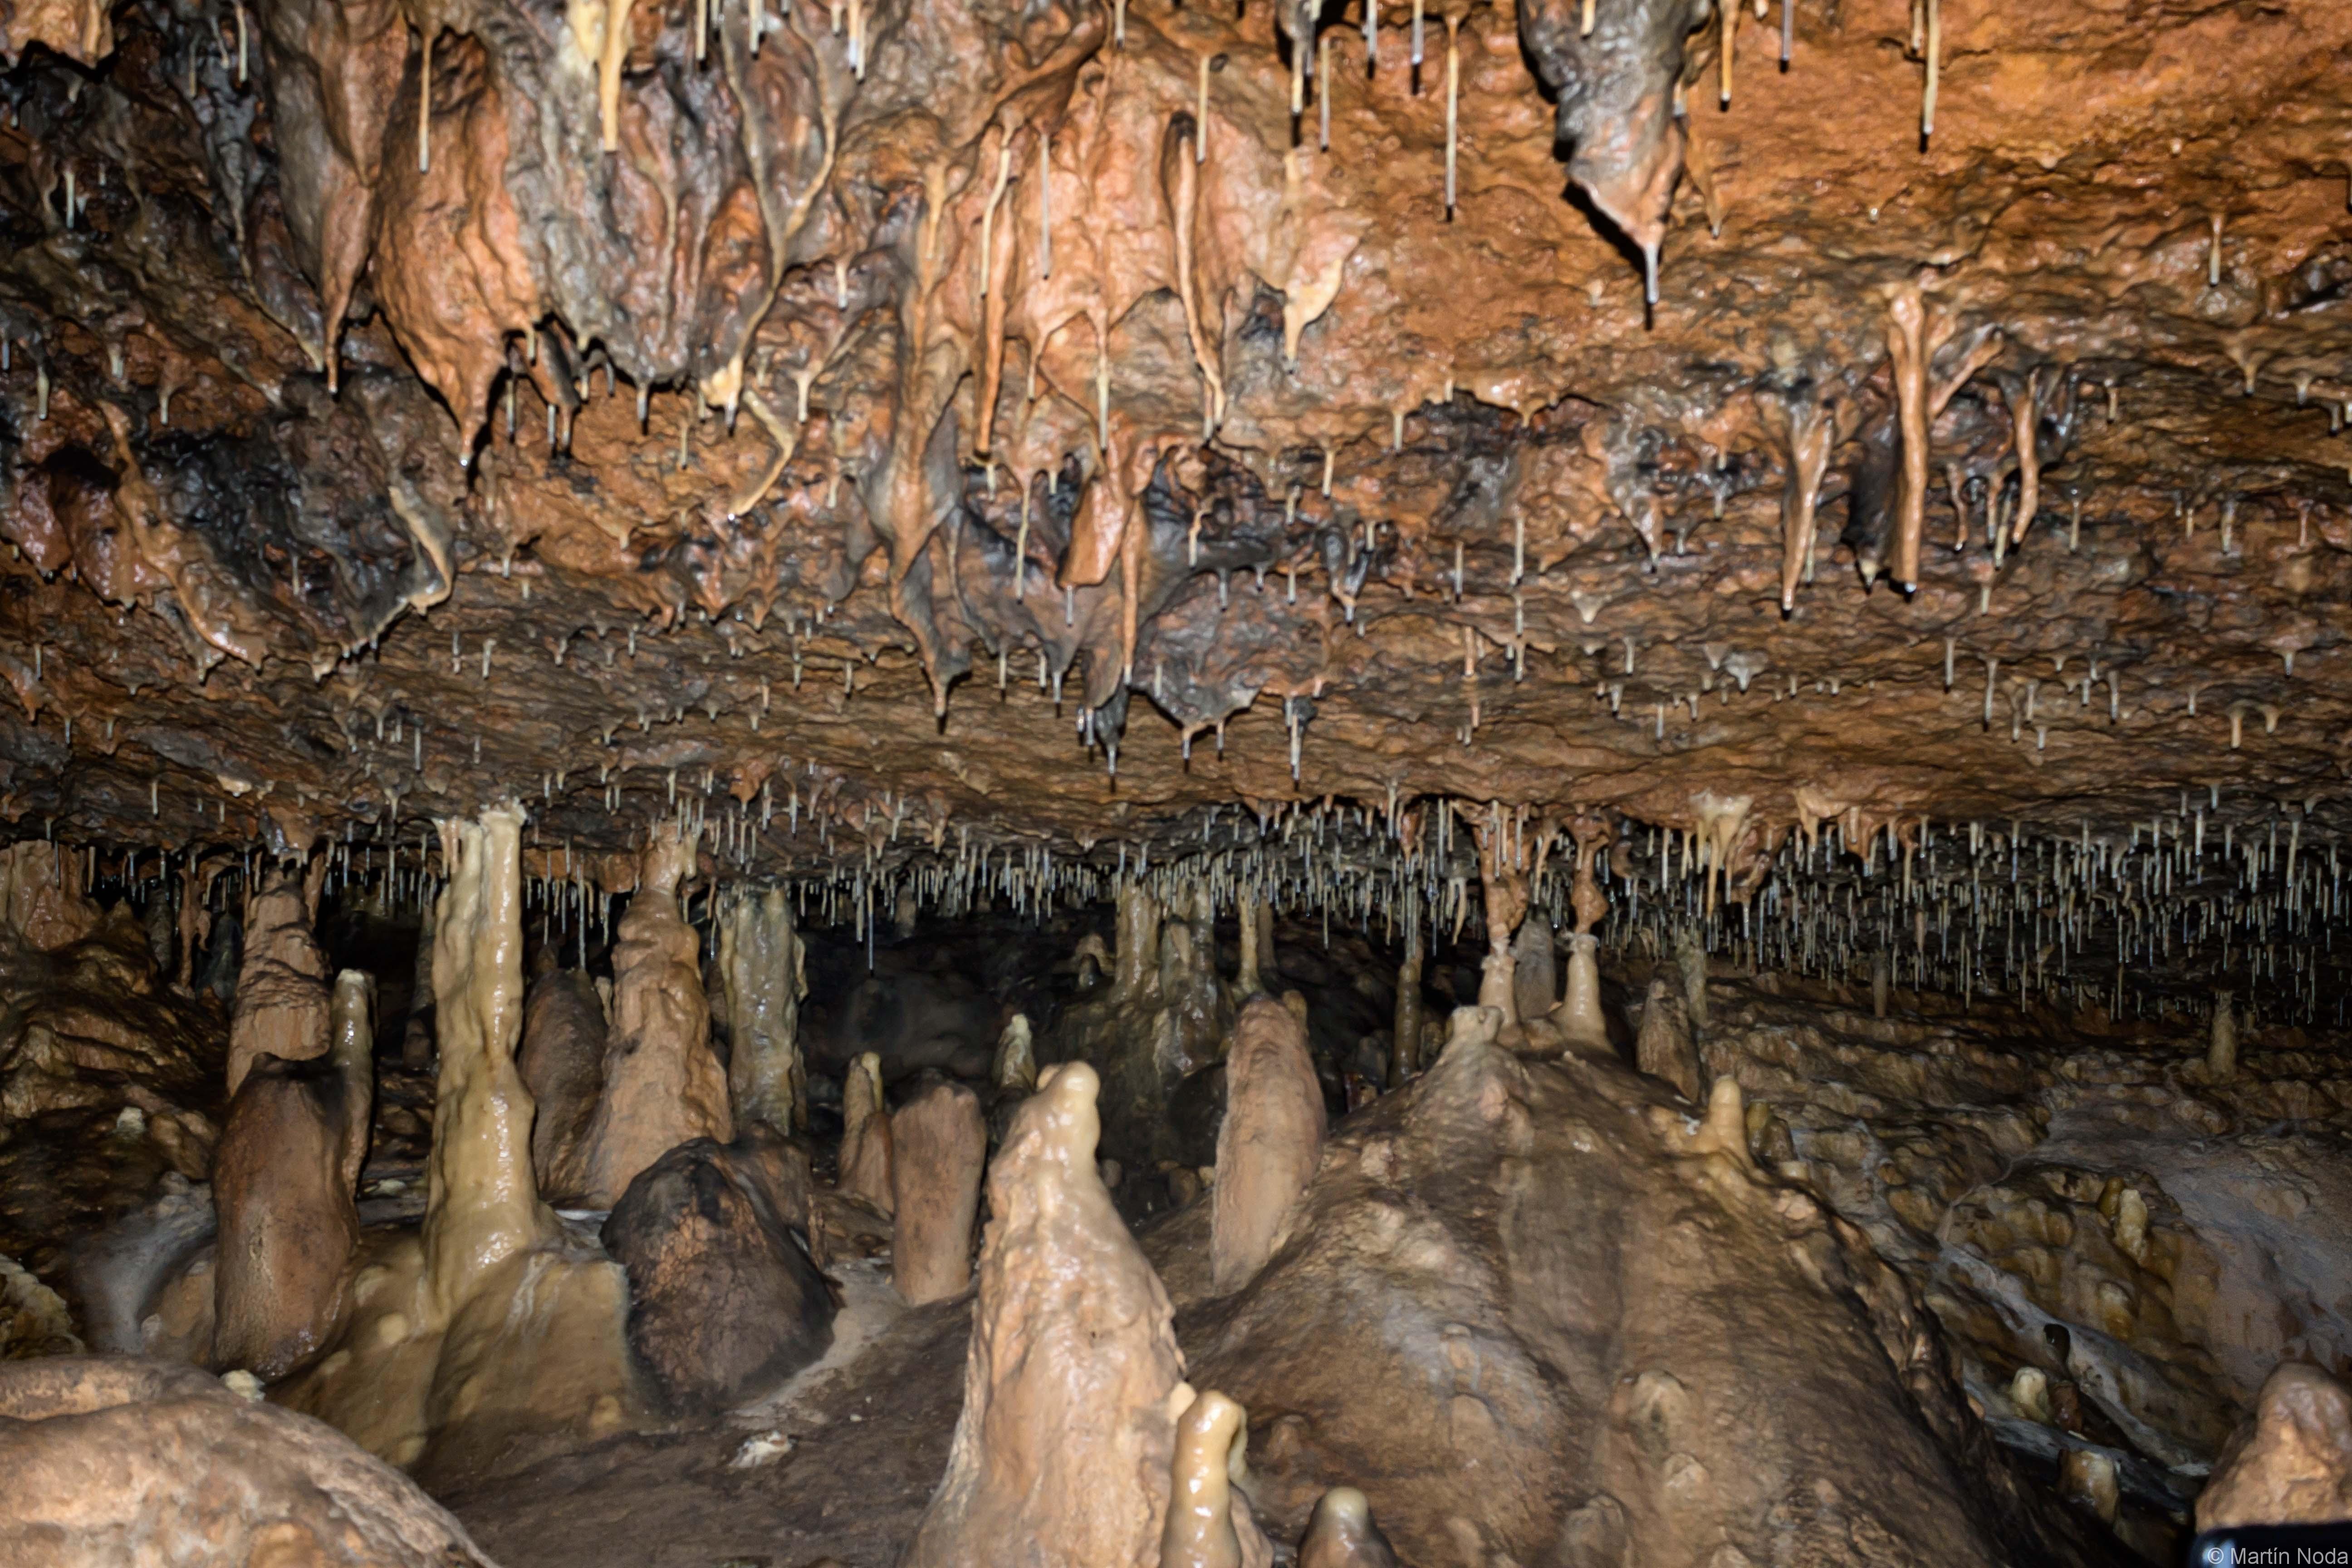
[1210,997,1325,1295]
[517,967,608,1205]
[572,824,732,1208]
[889,1078,987,1306]
[601,1130,833,1414]
[210,968,373,1379]
[2196,1362,2352,1531]
[903,1062,1189,1568]
[715,883,808,1135]
[1634,976,1700,1101]
[278,807,643,1487]
[1160,1388,1274,1568]
[838,1051,896,1215]
[225,863,329,1096]
[0,1357,495,1566]
[1297,1488,1401,1568]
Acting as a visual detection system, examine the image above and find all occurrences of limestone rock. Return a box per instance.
[1298,1488,1401,1568]
[211,969,374,1379]
[0,1252,78,1358]
[0,1357,495,1566]
[838,1051,896,1215]
[903,1062,1188,1568]
[1634,978,1700,1101]
[0,842,99,953]
[602,1129,834,1415]
[227,864,331,1097]
[2197,1362,2352,1531]
[1211,997,1325,1294]
[518,968,607,1205]
[890,1078,987,1306]
[572,825,732,1208]
[1167,1005,2098,1567]
[715,885,807,1135]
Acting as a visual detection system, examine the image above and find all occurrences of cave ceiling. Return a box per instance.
[0,0,2347,874]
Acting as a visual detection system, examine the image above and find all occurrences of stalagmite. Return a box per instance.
[2207,989,2236,1081]
[1635,975,1700,1099]
[1557,818,1611,1049]
[422,804,557,1315]
[571,823,733,1207]
[519,966,607,1202]
[838,1051,895,1214]
[211,969,374,1378]
[1160,1389,1274,1568]
[891,1079,987,1306]
[1211,997,1325,1294]
[991,1014,1037,1093]
[1299,1488,1402,1568]
[228,862,330,1096]
[1673,924,1709,1030]
[902,1063,1187,1568]
[1389,891,1426,1088]
[716,886,807,1134]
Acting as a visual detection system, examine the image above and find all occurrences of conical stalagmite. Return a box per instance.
[211,968,374,1378]
[903,1062,1188,1568]
[519,968,608,1202]
[839,1051,896,1214]
[1160,1388,1274,1568]
[2208,990,2237,1082]
[891,1078,987,1306]
[572,824,732,1208]
[1634,975,1700,1100]
[1298,1487,1402,1568]
[1211,997,1324,1294]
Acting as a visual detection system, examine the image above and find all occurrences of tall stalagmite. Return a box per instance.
[573,824,732,1208]
[903,1062,1188,1568]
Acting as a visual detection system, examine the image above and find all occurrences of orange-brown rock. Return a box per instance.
[888,1077,986,1307]
[226,864,330,1098]
[211,968,373,1379]
[517,968,607,1205]
[2196,1362,2352,1531]
[1210,996,1324,1295]
[837,1050,895,1216]
[0,843,98,953]
[903,1062,1188,1568]
[0,1357,494,1566]
[571,825,731,1209]
[1297,1487,1401,1568]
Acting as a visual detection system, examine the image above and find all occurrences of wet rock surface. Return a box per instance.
[601,1128,834,1415]
[0,1356,495,1567]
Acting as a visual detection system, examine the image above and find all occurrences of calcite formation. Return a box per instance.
[0,1357,495,1567]
[904,1061,1188,1568]
[1209,994,1323,1294]
[210,966,373,1378]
